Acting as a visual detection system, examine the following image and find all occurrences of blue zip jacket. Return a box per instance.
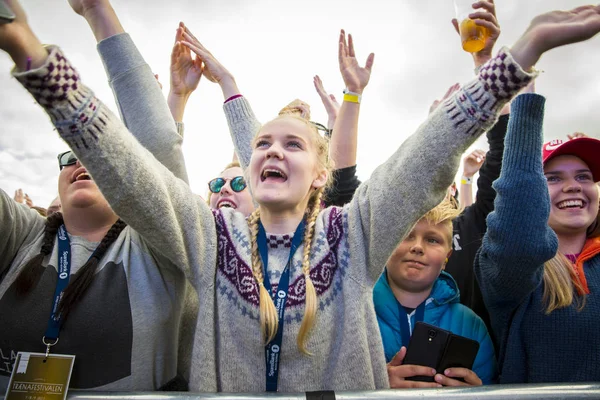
[373,270,497,384]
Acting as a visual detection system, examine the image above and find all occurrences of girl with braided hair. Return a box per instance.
[5,0,599,393]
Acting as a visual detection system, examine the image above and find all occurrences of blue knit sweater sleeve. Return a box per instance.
[475,94,558,339]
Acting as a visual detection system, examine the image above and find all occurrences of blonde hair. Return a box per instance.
[278,99,311,120]
[421,199,462,245]
[542,202,600,313]
[248,111,333,354]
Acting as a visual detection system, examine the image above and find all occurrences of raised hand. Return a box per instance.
[170,22,203,97]
[463,149,486,177]
[435,367,483,386]
[511,5,600,71]
[313,75,340,127]
[429,83,461,114]
[67,0,108,17]
[154,74,163,90]
[452,0,500,65]
[13,188,24,204]
[24,193,33,208]
[180,26,232,85]
[568,132,589,140]
[338,30,374,94]
[387,347,441,389]
[0,0,46,71]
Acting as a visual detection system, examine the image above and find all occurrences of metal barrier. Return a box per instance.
[5,383,597,400]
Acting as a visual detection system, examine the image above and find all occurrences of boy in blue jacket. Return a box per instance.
[374,200,496,388]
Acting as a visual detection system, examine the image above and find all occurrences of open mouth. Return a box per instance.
[261,168,287,182]
[71,168,93,183]
[75,172,92,181]
[217,199,237,209]
[557,199,585,210]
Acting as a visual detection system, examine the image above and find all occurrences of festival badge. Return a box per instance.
[4,352,75,400]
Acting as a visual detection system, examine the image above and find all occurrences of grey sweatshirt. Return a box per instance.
[1,34,196,391]
[12,44,535,392]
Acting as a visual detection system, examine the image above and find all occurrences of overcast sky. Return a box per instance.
[1,0,599,208]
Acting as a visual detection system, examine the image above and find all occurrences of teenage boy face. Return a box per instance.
[387,219,453,293]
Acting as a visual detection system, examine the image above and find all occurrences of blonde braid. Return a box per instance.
[248,209,279,344]
[297,188,324,354]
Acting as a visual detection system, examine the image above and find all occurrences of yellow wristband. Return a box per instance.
[343,93,360,104]
[343,89,361,104]
[461,176,473,185]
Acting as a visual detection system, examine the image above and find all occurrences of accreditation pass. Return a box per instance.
[4,353,75,400]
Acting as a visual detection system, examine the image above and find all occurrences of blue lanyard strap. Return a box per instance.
[45,225,72,342]
[398,300,426,348]
[257,220,306,392]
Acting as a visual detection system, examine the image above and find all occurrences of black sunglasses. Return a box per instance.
[208,176,247,194]
[310,121,332,137]
[57,150,77,170]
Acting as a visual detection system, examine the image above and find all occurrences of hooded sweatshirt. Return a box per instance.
[374,271,497,384]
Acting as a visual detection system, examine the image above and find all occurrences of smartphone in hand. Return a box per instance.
[404,322,479,382]
[0,0,15,23]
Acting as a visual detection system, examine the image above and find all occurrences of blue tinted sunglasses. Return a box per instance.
[208,176,247,194]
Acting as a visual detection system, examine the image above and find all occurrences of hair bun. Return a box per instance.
[278,99,311,120]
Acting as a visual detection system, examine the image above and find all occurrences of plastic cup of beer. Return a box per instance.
[454,0,489,53]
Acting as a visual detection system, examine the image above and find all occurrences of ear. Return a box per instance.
[442,249,453,270]
[312,168,328,189]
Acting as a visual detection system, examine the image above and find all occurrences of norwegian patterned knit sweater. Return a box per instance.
[475,93,600,383]
[13,46,535,392]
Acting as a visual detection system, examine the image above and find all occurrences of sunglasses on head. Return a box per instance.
[208,176,247,194]
[57,150,77,170]
[310,121,332,137]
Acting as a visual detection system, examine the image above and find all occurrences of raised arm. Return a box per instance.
[459,149,486,208]
[68,0,190,182]
[474,93,557,336]
[1,3,215,287]
[179,26,258,169]
[347,4,600,285]
[167,22,203,126]
[313,75,339,134]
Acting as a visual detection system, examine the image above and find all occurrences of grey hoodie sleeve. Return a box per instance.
[97,33,189,184]
[0,189,45,281]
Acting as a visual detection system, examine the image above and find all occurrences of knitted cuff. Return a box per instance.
[13,46,109,150]
[477,47,538,100]
[223,95,257,125]
[443,47,537,137]
[12,46,81,108]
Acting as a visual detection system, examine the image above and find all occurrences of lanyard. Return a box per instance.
[398,300,426,348]
[257,220,305,392]
[43,225,94,357]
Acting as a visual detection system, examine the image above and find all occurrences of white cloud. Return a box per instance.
[1,0,599,208]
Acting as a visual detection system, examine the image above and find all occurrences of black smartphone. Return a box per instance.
[0,1,15,23]
[404,322,480,382]
[403,322,451,382]
[438,333,480,372]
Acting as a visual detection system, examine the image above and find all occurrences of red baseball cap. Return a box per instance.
[542,138,600,182]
